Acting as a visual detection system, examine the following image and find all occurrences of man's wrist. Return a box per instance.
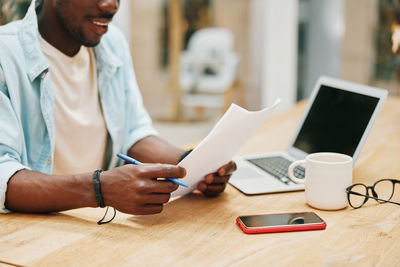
[92,169,105,208]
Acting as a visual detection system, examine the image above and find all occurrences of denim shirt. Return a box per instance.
[0,1,158,212]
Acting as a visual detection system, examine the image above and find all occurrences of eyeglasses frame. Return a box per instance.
[346,179,400,209]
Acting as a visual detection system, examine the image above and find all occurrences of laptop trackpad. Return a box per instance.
[229,167,294,194]
[230,167,263,180]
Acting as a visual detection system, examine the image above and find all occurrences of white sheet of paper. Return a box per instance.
[172,99,281,197]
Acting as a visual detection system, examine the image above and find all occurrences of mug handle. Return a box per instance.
[288,160,306,184]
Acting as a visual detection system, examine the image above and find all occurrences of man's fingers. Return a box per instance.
[217,161,237,176]
[205,173,230,184]
[139,179,178,194]
[138,193,171,205]
[197,182,227,197]
[153,180,179,193]
[141,204,164,214]
[204,161,236,184]
[136,164,186,179]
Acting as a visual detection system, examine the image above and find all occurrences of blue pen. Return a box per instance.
[116,153,189,188]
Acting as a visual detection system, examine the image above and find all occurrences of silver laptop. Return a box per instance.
[229,76,388,195]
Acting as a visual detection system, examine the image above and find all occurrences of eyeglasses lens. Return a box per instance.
[349,184,367,208]
[373,179,394,203]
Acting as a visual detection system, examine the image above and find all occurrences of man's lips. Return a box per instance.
[91,18,111,27]
[88,17,112,35]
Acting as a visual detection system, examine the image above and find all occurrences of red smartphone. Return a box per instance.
[236,211,326,234]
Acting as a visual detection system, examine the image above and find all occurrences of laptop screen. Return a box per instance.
[292,85,380,156]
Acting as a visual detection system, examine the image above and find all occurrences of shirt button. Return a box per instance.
[46,158,51,164]
[41,72,46,79]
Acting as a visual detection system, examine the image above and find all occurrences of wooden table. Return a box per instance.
[1,97,399,267]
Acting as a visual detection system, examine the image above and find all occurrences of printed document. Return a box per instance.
[172,99,281,197]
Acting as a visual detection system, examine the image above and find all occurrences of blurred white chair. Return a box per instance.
[179,27,241,117]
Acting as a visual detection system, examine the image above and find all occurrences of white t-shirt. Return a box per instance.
[39,36,108,175]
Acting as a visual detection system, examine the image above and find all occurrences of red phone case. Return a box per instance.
[236,212,327,234]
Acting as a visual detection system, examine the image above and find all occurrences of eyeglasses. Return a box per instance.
[346,179,400,209]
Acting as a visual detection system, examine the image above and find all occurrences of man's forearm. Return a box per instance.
[128,136,186,165]
[5,169,97,213]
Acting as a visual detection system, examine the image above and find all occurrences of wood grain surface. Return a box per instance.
[0,97,399,267]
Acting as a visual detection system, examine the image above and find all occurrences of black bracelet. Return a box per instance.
[92,169,117,225]
[97,206,116,225]
[92,169,105,208]
[179,149,193,162]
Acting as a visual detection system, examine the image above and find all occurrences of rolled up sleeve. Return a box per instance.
[0,154,27,213]
[0,69,28,213]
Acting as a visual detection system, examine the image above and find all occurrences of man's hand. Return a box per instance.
[197,161,237,197]
[101,163,186,215]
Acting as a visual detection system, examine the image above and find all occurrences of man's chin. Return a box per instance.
[73,34,102,48]
[82,40,101,48]
[79,34,102,48]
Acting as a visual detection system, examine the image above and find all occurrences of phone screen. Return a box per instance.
[238,212,324,228]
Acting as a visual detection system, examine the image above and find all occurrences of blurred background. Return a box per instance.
[1,0,399,147]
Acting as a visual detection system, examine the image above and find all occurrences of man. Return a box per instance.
[0,0,236,219]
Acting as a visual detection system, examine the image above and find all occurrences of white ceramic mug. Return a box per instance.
[288,152,353,210]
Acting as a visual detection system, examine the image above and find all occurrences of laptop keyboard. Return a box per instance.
[247,156,305,185]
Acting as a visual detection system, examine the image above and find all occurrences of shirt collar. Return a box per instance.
[19,0,49,82]
[93,29,123,70]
